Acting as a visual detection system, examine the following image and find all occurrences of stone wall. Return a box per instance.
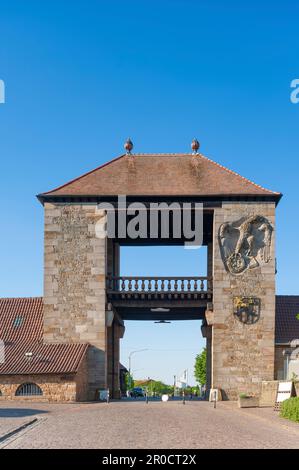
[75,354,89,401]
[0,358,88,402]
[0,374,76,402]
[106,320,123,398]
[201,323,212,395]
[43,203,107,399]
[212,202,276,399]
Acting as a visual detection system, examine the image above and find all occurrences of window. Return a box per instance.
[13,316,23,327]
[15,383,43,396]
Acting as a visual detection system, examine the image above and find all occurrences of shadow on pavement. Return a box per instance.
[0,408,49,418]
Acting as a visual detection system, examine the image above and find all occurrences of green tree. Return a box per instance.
[125,372,134,390]
[134,379,173,396]
[151,380,173,395]
[194,348,207,385]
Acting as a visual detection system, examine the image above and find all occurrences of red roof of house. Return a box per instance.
[0,341,88,375]
[0,297,88,375]
[38,153,281,199]
[0,297,43,342]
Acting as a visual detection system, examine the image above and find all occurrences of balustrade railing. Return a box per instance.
[106,276,212,293]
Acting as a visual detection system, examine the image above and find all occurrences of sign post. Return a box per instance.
[274,381,294,410]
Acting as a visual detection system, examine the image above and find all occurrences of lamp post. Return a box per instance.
[146,377,149,404]
[128,349,148,389]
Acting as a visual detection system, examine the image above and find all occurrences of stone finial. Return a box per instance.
[124,138,133,154]
[191,138,200,154]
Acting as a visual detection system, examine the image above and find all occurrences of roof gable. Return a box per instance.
[38,153,281,200]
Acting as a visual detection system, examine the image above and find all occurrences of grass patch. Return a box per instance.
[280,397,299,423]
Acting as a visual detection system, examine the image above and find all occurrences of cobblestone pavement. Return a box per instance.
[0,406,48,439]
[0,400,298,449]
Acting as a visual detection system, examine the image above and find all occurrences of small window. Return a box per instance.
[13,316,23,327]
[15,383,43,396]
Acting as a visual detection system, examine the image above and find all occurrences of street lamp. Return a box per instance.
[128,349,148,388]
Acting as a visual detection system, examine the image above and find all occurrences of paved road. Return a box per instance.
[0,400,298,449]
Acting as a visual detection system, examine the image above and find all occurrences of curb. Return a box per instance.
[0,418,39,446]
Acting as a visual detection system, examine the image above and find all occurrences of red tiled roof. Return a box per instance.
[0,341,88,375]
[38,153,281,198]
[0,297,43,342]
[275,295,299,344]
[0,297,88,375]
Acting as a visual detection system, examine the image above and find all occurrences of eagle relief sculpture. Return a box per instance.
[219,215,273,275]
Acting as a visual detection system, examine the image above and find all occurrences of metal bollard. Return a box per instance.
[146,390,149,404]
[214,390,217,409]
[183,390,185,405]
[107,388,110,404]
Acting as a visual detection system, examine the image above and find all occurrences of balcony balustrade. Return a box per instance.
[106,276,212,301]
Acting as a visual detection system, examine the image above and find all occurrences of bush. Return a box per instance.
[280,397,299,423]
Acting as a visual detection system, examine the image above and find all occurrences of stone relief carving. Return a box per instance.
[219,215,273,275]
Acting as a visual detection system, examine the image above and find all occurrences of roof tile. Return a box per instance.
[0,341,88,375]
[0,297,88,375]
[39,153,281,198]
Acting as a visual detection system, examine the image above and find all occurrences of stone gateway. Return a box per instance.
[1,141,296,402]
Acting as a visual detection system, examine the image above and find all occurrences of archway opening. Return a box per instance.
[118,245,209,398]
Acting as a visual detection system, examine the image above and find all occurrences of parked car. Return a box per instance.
[129,387,145,398]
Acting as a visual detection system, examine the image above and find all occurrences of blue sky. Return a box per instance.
[0,1,298,385]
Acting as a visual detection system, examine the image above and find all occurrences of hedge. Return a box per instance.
[280,397,299,423]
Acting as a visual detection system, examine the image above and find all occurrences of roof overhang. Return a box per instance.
[37,192,282,207]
